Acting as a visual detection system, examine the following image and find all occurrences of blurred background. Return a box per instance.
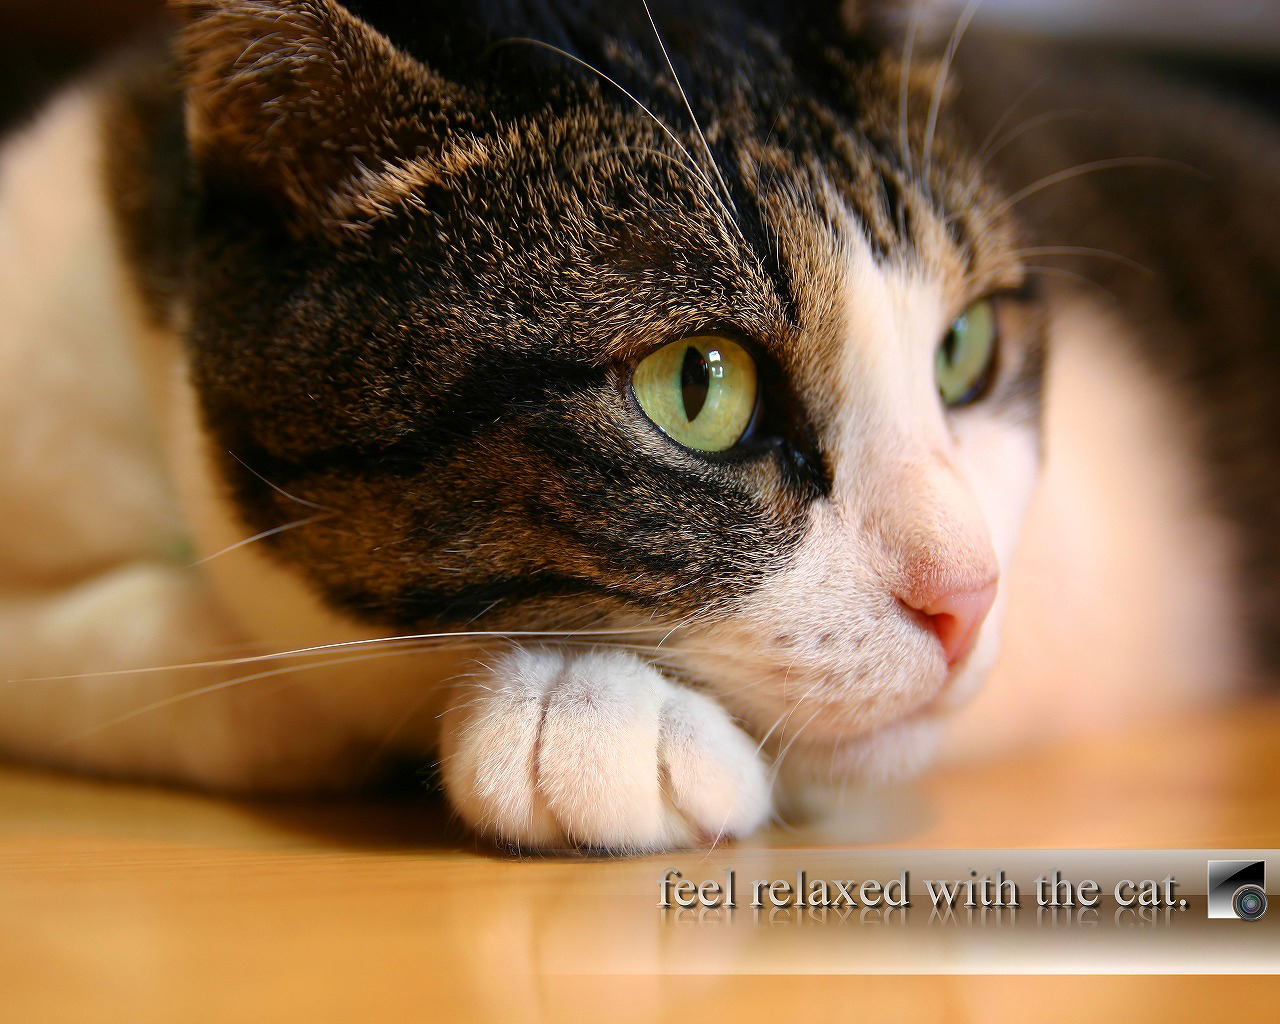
[0,0,166,130]
[1,0,1278,136]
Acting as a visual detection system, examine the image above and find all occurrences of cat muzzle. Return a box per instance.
[902,581,998,668]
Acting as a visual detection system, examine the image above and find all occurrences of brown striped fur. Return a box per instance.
[2,0,1271,850]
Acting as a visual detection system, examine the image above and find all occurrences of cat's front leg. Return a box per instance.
[440,647,772,852]
[0,562,369,792]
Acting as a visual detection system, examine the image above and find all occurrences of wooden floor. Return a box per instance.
[3,699,1280,1021]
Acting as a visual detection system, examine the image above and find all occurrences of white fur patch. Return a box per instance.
[0,87,454,790]
[440,647,771,851]
[0,88,183,585]
[0,79,1239,855]
[943,294,1244,759]
[671,229,1037,782]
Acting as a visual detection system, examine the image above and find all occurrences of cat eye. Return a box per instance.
[632,336,760,453]
[936,299,997,407]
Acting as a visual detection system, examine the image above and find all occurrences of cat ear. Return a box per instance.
[170,0,464,228]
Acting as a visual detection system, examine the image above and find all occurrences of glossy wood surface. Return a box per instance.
[3,699,1279,1021]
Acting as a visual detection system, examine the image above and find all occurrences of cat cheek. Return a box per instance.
[872,450,1003,606]
[947,412,1042,572]
[672,449,1018,750]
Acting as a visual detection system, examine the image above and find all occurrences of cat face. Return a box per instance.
[170,0,1044,776]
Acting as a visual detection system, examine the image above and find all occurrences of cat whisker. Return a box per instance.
[1013,245,1154,276]
[656,613,697,649]
[922,0,984,193]
[187,513,332,567]
[577,142,715,201]
[757,675,827,763]
[768,702,828,786]
[56,645,429,746]
[11,626,696,683]
[1021,264,1122,304]
[759,103,788,157]
[639,0,738,218]
[975,108,1088,173]
[357,687,442,784]
[435,697,487,721]
[748,159,788,285]
[686,673,776,699]
[971,76,1049,165]
[996,156,1208,216]
[492,36,745,246]
[226,451,333,512]
[695,801,742,857]
[898,1,923,178]
[753,705,796,761]
[462,599,503,629]
[434,682,505,722]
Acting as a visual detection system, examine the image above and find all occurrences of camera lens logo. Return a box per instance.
[1207,860,1268,920]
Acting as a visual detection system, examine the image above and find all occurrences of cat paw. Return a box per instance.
[439,647,771,852]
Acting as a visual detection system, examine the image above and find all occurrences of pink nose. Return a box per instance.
[905,581,998,667]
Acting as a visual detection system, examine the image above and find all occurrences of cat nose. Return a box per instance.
[902,581,998,667]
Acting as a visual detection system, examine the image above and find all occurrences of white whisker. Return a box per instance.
[57,645,428,745]
[188,513,330,567]
[972,76,1047,164]
[1013,245,1153,276]
[226,451,332,512]
[898,1,924,179]
[357,687,442,782]
[492,36,744,244]
[759,676,826,764]
[975,107,1087,172]
[997,156,1206,215]
[639,0,738,217]
[753,705,796,760]
[10,626,697,684]
[923,0,983,192]
[769,703,827,784]
[1021,264,1122,303]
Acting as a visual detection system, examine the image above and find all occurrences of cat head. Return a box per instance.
[165,0,1045,778]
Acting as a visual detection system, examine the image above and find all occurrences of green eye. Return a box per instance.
[936,299,997,407]
[632,335,759,452]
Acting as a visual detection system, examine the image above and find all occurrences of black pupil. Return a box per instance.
[680,346,710,421]
[941,327,959,368]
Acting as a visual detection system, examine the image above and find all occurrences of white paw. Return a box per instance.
[439,647,772,852]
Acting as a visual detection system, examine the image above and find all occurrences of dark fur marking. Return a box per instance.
[340,572,659,627]
[102,1,1023,634]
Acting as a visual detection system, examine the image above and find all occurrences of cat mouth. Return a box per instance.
[752,645,972,757]
[673,606,987,755]
[725,664,952,754]
[776,707,950,783]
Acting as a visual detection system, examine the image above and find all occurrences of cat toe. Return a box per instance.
[440,647,771,853]
[654,684,772,846]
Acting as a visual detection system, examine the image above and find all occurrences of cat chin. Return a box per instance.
[776,714,948,787]
[688,613,1004,781]
[690,639,968,743]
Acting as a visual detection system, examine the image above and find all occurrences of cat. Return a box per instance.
[0,0,1274,852]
